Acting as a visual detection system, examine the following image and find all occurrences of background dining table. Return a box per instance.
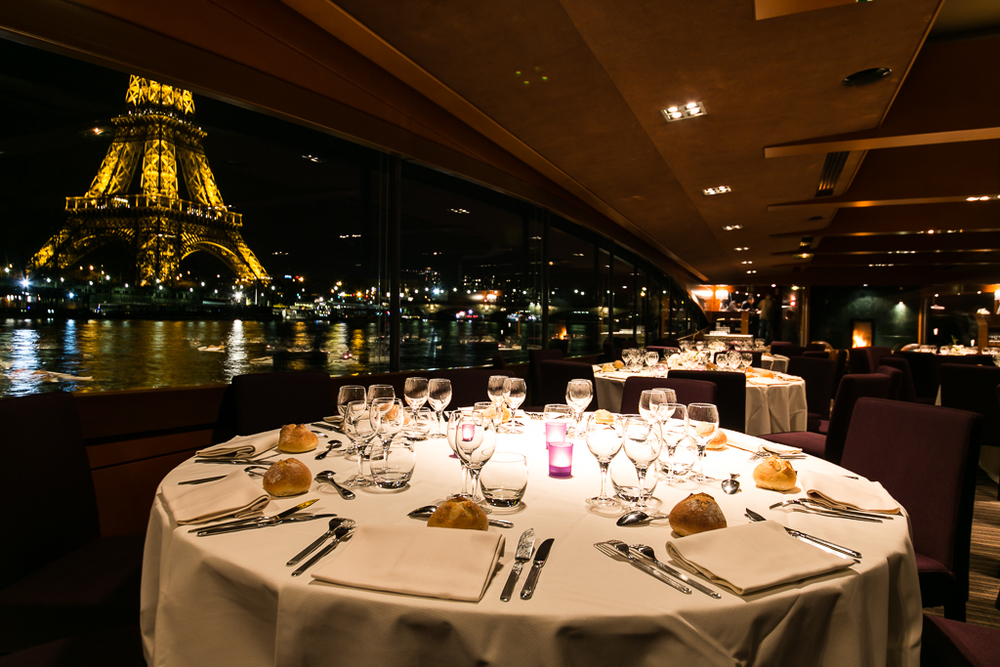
[141,418,920,667]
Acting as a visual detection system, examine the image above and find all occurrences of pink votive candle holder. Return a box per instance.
[545,421,567,448]
[548,441,573,477]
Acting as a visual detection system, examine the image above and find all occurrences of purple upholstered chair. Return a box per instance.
[897,351,938,402]
[761,373,892,465]
[786,355,836,426]
[939,363,1000,499]
[849,345,892,374]
[529,348,564,406]
[619,376,716,414]
[801,350,829,359]
[841,397,982,621]
[920,614,1000,667]
[875,364,903,401]
[664,369,747,432]
[769,341,802,357]
[232,369,336,435]
[831,349,848,399]
[0,392,144,653]
[536,360,596,411]
[877,355,933,403]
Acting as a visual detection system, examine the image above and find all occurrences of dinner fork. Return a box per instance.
[593,542,691,594]
[769,498,886,522]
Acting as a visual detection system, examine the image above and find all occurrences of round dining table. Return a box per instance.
[141,419,920,667]
[593,369,808,436]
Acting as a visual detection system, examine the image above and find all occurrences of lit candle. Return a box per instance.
[548,441,573,477]
[545,421,566,448]
[461,423,476,441]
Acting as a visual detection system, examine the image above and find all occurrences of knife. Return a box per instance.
[311,422,335,431]
[291,523,356,576]
[500,528,535,602]
[745,508,861,559]
[189,498,318,533]
[519,537,553,600]
[195,512,334,536]
[627,547,721,598]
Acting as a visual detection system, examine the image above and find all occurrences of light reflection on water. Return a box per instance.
[0,318,591,396]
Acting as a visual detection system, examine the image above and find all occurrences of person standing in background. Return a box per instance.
[758,293,775,344]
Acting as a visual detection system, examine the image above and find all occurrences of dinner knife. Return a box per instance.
[311,422,335,431]
[291,523,356,576]
[745,508,861,559]
[500,528,535,602]
[627,547,721,599]
[196,513,334,536]
[190,498,318,533]
[519,537,553,600]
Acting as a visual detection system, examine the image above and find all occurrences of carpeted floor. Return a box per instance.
[925,469,1000,628]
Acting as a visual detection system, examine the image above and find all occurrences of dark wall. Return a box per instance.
[809,286,920,350]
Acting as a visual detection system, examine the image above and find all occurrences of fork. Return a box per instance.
[593,542,691,594]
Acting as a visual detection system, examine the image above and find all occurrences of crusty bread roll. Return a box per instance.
[427,498,489,531]
[262,458,311,496]
[601,363,615,373]
[613,360,625,369]
[482,403,513,423]
[753,456,797,491]
[278,424,318,453]
[593,409,615,425]
[668,492,728,536]
[706,430,727,450]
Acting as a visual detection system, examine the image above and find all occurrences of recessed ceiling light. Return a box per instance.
[661,102,707,123]
[722,224,743,231]
[734,246,749,252]
[449,208,470,214]
[703,185,732,196]
[746,270,757,274]
[741,260,752,265]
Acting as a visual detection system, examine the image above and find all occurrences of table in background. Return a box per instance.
[142,421,919,667]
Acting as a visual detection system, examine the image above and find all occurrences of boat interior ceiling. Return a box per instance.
[2,0,1000,288]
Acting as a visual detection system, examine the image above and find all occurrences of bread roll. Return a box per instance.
[613,360,625,369]
[753,456,797,491]
[482,403,513,423]
[277,424,318,453]
[593,409,615,425]
[668,492,727,536]
[262,458,311,496]
[427,498,489,531]
[706,430,727,450]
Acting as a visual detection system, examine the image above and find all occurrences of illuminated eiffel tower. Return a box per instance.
[31,76,269,287]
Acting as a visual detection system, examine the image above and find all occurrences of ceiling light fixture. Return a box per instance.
[734,246,749,252]
[449,208,470,214]
[703,185,732,196]
[661,101,707,123]
[746,270,757,274]
[722,224,742,231]
[965,195,999,201]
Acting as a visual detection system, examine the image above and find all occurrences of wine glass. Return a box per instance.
[487,375,507,408]
[341,399,376,488]
[565,378,593,435]
[403,377,429,410]
[427,378,452,439]
[687,402,719,483]
[453,405,497,507]
[367,383,394,404]
[645,350,660,369]
[502,377,527,433]
[637,388,674,425]
[447,408,473,495]
[622,417,661,511]
[656,403,687,485]
[584,412,623,508]
[337,384,366,425]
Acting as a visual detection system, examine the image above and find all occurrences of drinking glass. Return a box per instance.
[427,378,452,439]
[638,388,674,425]
[584,412,623,508]
[502,377,527,433]
[337,385,365,416]
[487,375,508,407]
[656,403,687,484]
[610,448,657,504]
[403,377,429,410]
[479,452,528,508]
[565,378,593,435]
[543,403,574,421]
[341,399,376,488]
[622,417,660,510]
[452,406,496,506]
[447,408,473,495]
[687,402,719,483]
[367,383,395,404]
[403,406,433,441]
[369,402,416,490]
[645,350,660,369]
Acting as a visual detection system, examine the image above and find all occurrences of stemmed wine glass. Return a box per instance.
[637,388,674,425]
[451,405,496,507]
[403,377,429,409]
[565,378,593,435]
[687,402,720,483]
[427,378,452,439]
[487,375,508,425]
[584,412,623,508]
[645,350,660,369]
[621,417,661,511]
[501,377,527,433]
[657,403,687,485]
[367,383,394,404]
[341,399,376,488]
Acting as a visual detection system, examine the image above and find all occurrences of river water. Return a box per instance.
[0,318,597,396]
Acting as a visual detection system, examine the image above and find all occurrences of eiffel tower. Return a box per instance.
[31,76,269,287]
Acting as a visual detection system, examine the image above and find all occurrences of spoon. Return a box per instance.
[721,473,740,495]
[407,505,515,528]
[314,441,343,460]
[616,509,670,526]
[630,544,722,599]
[314,470,356,500]
[287,517,346,566]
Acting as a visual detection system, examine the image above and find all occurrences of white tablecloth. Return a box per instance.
[142,423,920,667]
[594,371,808,436]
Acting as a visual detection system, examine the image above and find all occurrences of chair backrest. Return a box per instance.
[749,350,764,368]
[897,351,938,401]
[878,355,917,402]
[529,348,564,405]
[232,370,336,435]
[427,367,512,408]
[823,373,892,465]
[0,391,99,587]
[536,360,596,410]
[939,363,1000,449]
[802,350,830,359]
[491,350,506,369]
[841,398,982,603]
[787,355,837,420]
[663,369,746,432]
[768,354,789,374]
[618,377,717,414]
[602,339,620,363]
[770,341,802,357]
[875,365,903,401]
[831,349,848,399]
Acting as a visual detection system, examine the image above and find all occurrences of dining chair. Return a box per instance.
[920,614,1000,667]
[535,360,596,411]
[769,341,802,357]
[528,348,564,407]
[231,369,337,435]
[831,349,847,399]
[840,398,982,621]
[0,625,145,666]
[768,354,790,374]
[0,392,144,653]
[801,350,830,359]
[760,373,892,464]
[875,364,903,401]
[939,363,1000,499]
[428,367,512,407]
[665,369,746,432]
[897,351,939,402]
[618,377,716,414]
[878,355,934,404]
[786,355,836,427]
[492,350,507,369]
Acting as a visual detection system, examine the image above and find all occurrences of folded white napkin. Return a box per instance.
[762,442,802,455]
[311,525,506,602]
[664,521,852,595]
[196,430,279,459]
[799,469,901,513]
[161,471,269,524]
[747,376,790,386]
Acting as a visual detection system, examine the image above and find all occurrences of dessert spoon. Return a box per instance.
[616,509,670,526]
[406,505,515,528]
[314,470,356,500]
